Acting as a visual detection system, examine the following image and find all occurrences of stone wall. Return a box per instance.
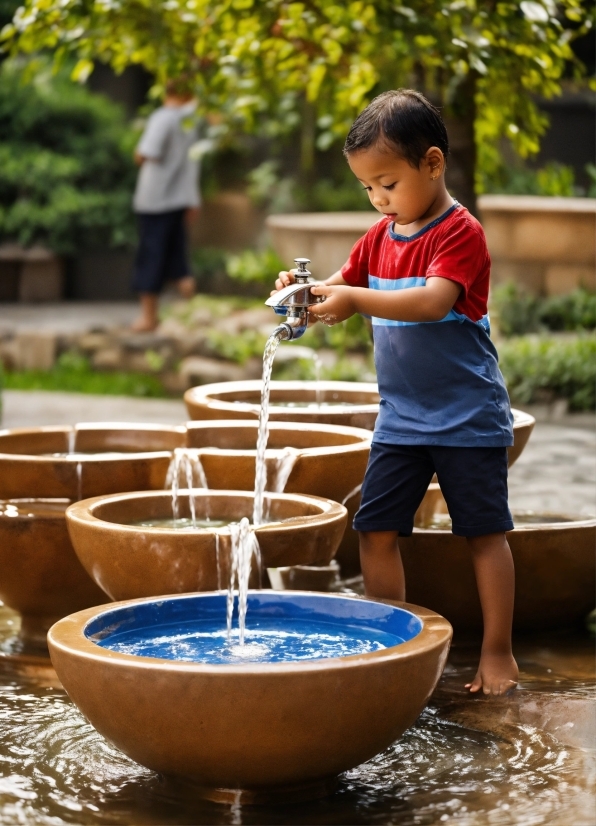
[267,196,596,295]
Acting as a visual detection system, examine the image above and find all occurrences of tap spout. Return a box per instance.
[272,319,307,341]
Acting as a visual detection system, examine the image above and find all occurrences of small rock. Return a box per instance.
[79,332,113,352]
[13,331,57,370]
[92,347,123,370]
[178,356,247,385]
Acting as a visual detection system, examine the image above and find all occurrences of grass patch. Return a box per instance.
[3,352,166,398]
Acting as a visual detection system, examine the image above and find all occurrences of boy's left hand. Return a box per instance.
[309,284,355,325]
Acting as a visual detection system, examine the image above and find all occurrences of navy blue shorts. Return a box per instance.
[353,443,513,537]
[132,209,190,294]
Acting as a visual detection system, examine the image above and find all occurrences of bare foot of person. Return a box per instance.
[177,275,195,300]
[465,651,519,696]
[131,318,159,333]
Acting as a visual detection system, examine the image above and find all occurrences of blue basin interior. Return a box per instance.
[85,593,423,665]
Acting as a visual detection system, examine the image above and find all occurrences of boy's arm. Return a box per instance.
[272,269,347,293]
[309,277,461,324]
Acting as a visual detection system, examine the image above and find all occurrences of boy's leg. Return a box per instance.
[167,209,195,299]
[131,213,170,332]
[355,444,434,603]
[133,293,159,332]
[433,446,517,696]
[466,532,518,696]
[360,531,405,601]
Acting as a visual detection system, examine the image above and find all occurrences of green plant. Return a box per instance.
[482,161,576,197]
[4,0,591,211]
[191,247,228,281]
[226,248,286,286]
[205,328,269,365]
[539,290,596,332]
[499,334,596,411]
[4,351,166,397]
[492,284,596,337]
[586,163,596,198]
[0,60,136,254]
[492,283,541,336]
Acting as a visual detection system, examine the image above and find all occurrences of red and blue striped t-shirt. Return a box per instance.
[341,203,513,446]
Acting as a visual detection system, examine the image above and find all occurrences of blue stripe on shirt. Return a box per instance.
[368,274,490,334]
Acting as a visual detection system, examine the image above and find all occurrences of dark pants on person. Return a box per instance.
[132,209,190,294]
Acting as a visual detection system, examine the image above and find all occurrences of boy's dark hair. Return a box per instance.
[343,89,449,167]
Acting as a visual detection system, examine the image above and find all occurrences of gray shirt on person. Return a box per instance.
[133,102,201,214]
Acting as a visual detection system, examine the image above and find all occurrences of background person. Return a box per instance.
[131,78,201,332]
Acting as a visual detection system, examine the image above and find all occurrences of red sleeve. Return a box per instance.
[426,218,490,301]
[340,230,372,288]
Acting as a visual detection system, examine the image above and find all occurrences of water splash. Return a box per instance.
[270,447,299,494]
[67,426,77,455]
[166,448,209,522]
[253,330,283,527]
[225,518,261,645]
[76,462,82,501]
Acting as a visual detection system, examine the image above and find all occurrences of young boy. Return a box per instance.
[274,89,518,696]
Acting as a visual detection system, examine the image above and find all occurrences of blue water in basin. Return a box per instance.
[85,593,422,665]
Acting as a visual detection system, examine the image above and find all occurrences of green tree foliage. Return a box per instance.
[2,1,591,202]
[0,60,136,253]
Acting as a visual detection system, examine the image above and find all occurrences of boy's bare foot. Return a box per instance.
[177,275,195,300]
[465,651,519,696]
[131,318,159,333]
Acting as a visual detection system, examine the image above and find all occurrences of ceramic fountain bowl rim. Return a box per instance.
[0,423,187,464]
[48,591,453,675]
[414,509,596,535]
[511,409,535,428]
[65,489,348,537]
[185,419,372,458]
[184,380,381,418]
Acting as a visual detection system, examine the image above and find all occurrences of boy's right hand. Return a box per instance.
[271,270,295,295]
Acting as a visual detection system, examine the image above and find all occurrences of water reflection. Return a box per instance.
[0,603,593,825]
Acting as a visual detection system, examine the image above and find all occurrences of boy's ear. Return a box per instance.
[424,147,445,180]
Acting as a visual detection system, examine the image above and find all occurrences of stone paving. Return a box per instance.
[2,389,595,515]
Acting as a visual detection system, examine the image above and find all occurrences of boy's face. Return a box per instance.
[347,143,443,227]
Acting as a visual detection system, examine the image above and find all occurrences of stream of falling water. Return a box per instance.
[253,331,284,527]
[166,448,209,525]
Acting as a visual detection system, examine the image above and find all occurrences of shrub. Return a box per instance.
[0,60,137,254]
[225,248,286,285]
[481,161,577,197]
[492,284,596,337]
[499,335,596,411]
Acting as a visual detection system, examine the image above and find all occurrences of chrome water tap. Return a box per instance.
[265,258,325,341]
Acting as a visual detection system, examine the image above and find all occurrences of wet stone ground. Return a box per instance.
[0,393,594,823]
[0,603,594,826]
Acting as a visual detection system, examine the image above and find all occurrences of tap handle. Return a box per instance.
[292,258,311,282]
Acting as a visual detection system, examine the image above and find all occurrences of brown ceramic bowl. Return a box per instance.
[184,420,370,576]
[183,381,535,468]
[185,418,370,498]
[48,592,452,797]
[400,512,596,631]
[0,499,106,648]
[184,380,380,429]
[66,490,348,601]
[0,423,186,500]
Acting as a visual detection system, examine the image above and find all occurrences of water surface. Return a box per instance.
[94,617,400,664]
[0,603,593,825]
